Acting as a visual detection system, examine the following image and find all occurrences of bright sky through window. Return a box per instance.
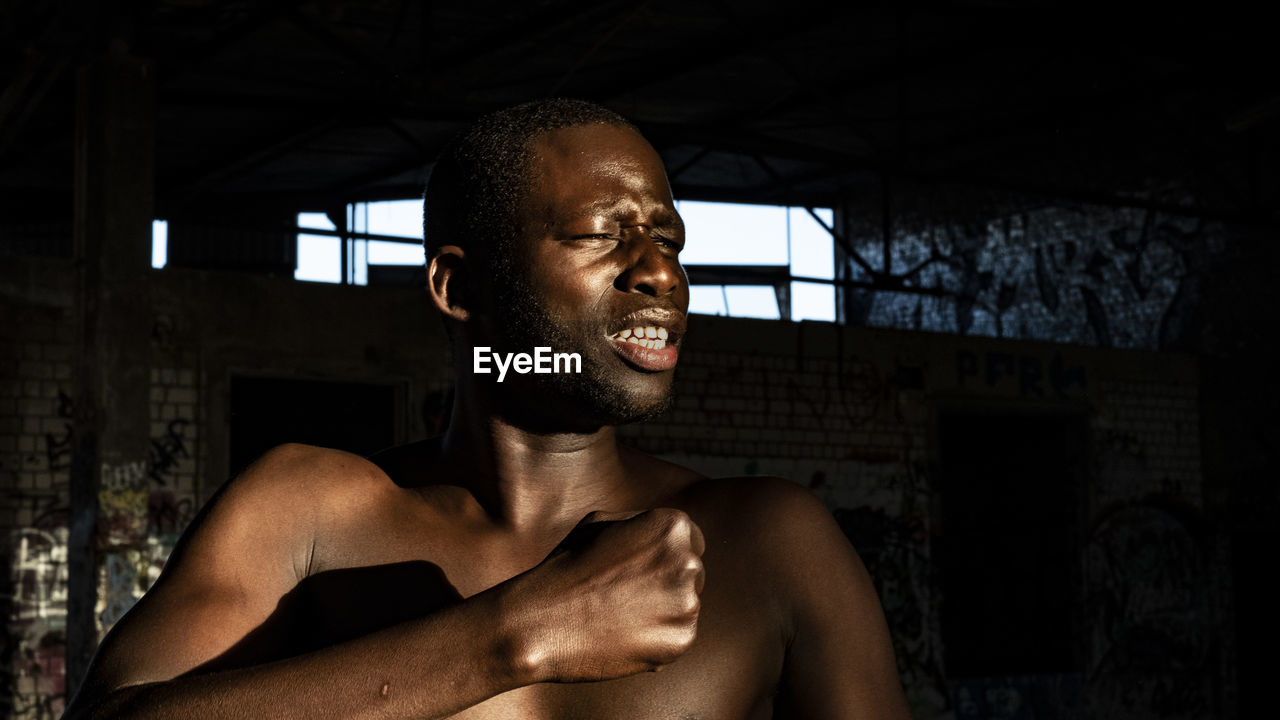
[361,199,421,239]
[677,201,789,266]
[290,200,835,321]
[151,220,168,268]
[676,201,835,321]
[294,206,425,284]
[296,212,341,283]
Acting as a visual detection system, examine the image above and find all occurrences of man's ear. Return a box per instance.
[427,245,471,322]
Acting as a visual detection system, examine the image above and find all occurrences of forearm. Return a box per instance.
[73,588,528,720]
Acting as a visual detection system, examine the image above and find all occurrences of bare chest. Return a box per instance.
[300,506,787,719]
[444,591,783,720]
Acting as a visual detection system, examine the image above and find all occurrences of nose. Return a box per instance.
[616,238,682,298]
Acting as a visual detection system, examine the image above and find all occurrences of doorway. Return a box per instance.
[936,410,1086,679]
[228,375,400,476]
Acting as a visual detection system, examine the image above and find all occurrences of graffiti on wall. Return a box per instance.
[1077,419,1218,719]
[96,546,166,631]
[7,386,198,718]
[3,517,69,720]
[955,349,1087,399]
[147,419,189,486]
[41,392,75,473]
[834,504,949,716]
[146,419,194,538]
[97,417,195,546]
[953,674,1084,720]
[1084,501,1214,719]
[845,206,1208,350]
[97,460,149,547]
[6,388,74,717]
[96,416,196,632]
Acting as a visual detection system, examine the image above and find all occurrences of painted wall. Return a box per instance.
[1,258,449,717]
[1,253,1225,719]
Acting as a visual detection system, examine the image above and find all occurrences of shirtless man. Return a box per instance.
[65,99,911,719]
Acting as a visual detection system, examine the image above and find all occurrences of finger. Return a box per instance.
[555,511,612,552]
[649,508,701,552]
[687,517,706,557]
[585,509,645,525]
[558,509,645,551]
[687,555,706,595]
[575,510,608,527]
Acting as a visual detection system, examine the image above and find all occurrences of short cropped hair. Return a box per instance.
[423,98,638,270]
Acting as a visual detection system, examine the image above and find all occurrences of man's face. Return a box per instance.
[486,123,689,429]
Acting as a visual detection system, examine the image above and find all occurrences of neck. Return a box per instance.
[439,378,633,534]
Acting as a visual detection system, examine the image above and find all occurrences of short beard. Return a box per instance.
[488,266,674,432]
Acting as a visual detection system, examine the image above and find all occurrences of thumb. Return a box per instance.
[556,509,645,553]
[577,509,642,526]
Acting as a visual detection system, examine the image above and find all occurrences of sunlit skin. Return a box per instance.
[64,124,911,720]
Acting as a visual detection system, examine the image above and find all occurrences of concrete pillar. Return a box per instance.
[68,36,154,697]
[833,199,874,326]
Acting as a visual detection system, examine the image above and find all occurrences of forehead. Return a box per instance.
[523,124,674,218]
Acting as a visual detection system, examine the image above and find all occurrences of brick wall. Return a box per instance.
[2,256,1222,720]
[1,261,74,719]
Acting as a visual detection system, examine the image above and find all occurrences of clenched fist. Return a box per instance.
[497,508,706,684]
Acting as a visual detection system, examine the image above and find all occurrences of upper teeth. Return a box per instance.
[613,325,669,350]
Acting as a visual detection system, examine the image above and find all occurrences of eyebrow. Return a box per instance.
[562,198,683,228]
[565,197,629,221]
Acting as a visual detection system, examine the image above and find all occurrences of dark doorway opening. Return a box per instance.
[229,376,399,476]
[937,410,1085,678]
[1232,529,1279,718]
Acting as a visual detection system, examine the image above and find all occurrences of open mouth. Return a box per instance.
[609,324,671,350]
[606,323,680,371]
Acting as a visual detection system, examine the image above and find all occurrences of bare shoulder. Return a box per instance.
[680,474,861,582]
[155,440,395,594]
[180,443,402,572]
[681,474,832,531]
[239,441,390,488]
[230,442,400,508]
[616,449,834,546]
[689,474,816,502]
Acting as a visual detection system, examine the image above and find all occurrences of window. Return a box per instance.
[151,220,168,268]
[291,200,839,323]
[678,201,835,322]
[295,201,425,285]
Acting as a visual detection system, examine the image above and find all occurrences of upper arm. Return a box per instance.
[71,444,329,706]
[758,481,911,720]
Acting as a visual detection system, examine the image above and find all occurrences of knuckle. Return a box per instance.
[663,510,692,537]
[652,506,678,524]
[664,551,698,580]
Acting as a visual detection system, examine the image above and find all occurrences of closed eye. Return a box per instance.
[653,235,683,252]
[566,233,622,244]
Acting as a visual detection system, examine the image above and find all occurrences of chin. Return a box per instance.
[496,368,675,432]
[603,375,676,423]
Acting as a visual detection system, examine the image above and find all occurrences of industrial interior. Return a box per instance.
[1,1,1276,718]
